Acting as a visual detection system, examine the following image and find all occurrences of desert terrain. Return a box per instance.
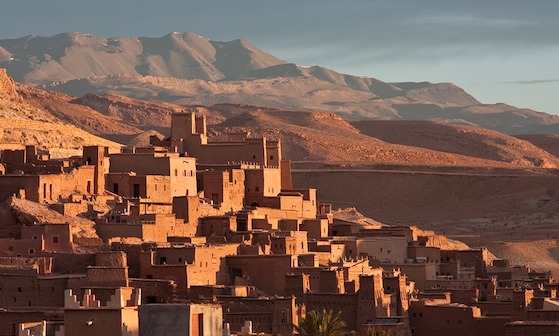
[3,32,559,134]
[3,32,559,276]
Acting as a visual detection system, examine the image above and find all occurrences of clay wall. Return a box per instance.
[305,293,358,331]
[270,231,308,256]
[139,253,188,296]
[130,278,176,304]
[441,248,489,276]
[245,167,281,206]
[222,299,274,333]
[198,216,237,236]
[0,238,42,258]
[110,153,197,198]
[407,246,441,263]
[201,169,245,210]
[0,311,50,336]
[45,252,96,274]
[0,175,40,202]
[505,321,559,336]
[300,219,328,239]
[409,301,481,336]
[357,236,408,263]
[389,263,437,291]
[21,224,73,253]
[50,201,88,217]
[226,255,296,295]
[64,308,138,336]
[139,303,222,336]
[0,274,67,307]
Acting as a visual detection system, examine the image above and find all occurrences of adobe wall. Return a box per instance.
[0,238,42,258]
[0,311,51,336]
[305,293,358,331]
[441,249,489,276]
[0,175,40,202]
[21,224,73,253]
[198,216,236,236]
[0,274,67,307]
[389,263,437,291]
[64,308,135,336]
[139,303,222,336]
[45,252,96,274]
[226,255,296,295]
[505,321,559,336]
[300,219,328,239]
[97,223,148,242]
[153,244,240,287]
[110,154,197,198]
[408,246,441,263]
[222,300,274,334]
[409,302,482,336]
[130,278,176,304]
[357,236,408,263]
[50,201,88,217]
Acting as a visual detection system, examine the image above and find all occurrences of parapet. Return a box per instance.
[64,287,141,309]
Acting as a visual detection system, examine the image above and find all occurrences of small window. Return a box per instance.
[33,236,38,240]
[253,155,256,159]
[17,287,22,292]
[174,169,178,176]
[146,274,153,279]
[52,236,59,244]
[255,186,260,192]
[8,246,13,252]
[28,248,35,255]
[155,184,158,191]
[183,170,186,176]
[178,257,182,263]
[270,155,274,160]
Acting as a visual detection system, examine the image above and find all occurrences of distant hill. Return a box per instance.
[352,120,559,167]
[14,80,559,168]
[0,69,122,153]
[3,32,559,133]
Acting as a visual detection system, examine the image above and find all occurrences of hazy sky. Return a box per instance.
[2,1,559,113]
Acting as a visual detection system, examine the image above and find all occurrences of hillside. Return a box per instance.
[515,134,559,158]
[13,81,559,169]
[0,69,122,153]
[2,32,559,133]
[353,120,559,167]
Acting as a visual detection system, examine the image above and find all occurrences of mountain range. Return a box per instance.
[2,32,559,134]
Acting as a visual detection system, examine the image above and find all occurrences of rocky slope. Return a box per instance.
[2,32,558,133]
[16,83,559,168]
[353,120,559,167]
[0,69,122,153]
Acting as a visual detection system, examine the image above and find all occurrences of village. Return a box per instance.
[1,111,559,336]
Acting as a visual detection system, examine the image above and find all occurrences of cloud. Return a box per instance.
[409,14,535,29]
[505,79,559,85]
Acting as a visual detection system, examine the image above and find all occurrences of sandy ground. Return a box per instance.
[293,163,559,275]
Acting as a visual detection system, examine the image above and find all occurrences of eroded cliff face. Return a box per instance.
[0,68,18,97]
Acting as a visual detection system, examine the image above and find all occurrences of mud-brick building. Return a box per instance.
[108,148,197,203]
[139,303,222,336]
[139,243,240,296]
[0,146,107,203]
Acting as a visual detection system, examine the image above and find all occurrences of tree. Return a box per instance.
[365,326,395,336]
[297,309,346,336]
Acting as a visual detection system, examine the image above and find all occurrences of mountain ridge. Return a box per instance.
[1,31,558,133]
